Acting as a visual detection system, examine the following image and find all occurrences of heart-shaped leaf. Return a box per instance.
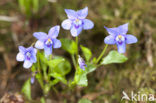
[60,38,77,54]
[80,45,92,61]
[101,50,128,65]
[21,79,31,100]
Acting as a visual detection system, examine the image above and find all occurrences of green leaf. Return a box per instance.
[85,63,96,73]
[74,67,88,87]
[25,0,32,17]
[80,45,92,61]
[77,73,88,86]
[38,52,49,74]
[39,52,67,73]
[50,79,59,86]
[32,0,39,13]
[49,56,71,76]
[36,73,44,89]
[78,98,92,103]
[101,50,128,65]
[92,57,97,64]
[76,63,96,86]
[60,38,77,54]
[40,97,46,103]
[21,79,31,100]
[18,0,25,12]
[31,65,36,72]
[49,73,67,84]
[71,63,96,87]
[38,52,48,64]
[47,57,65,68]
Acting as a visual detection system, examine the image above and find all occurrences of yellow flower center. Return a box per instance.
[45,38,53,46]
[48,38,51,42]
[118,35,122,39]
[75,19,79,22]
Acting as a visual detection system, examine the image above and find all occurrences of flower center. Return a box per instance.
[75,19,79,22]
[116,35,125,44]
[26,52,31,60]
[45,38,53,47]
[118,35,122,39]
[74,19,82,28]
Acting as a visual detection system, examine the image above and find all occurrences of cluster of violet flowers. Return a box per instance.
[16,6,137,70]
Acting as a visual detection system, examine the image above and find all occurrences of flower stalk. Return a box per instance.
[96,44,108,64]
[71,54,77,69]
[76,37,79,65]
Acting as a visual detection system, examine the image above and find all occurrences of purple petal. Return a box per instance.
[33,32,47,41]
[117,42,126,53]
[32,48,37,63]
[31,77,35,84]
[65,9,77,19]
[16,52,25,61]
[104,26,118,35]
[26,47,34,53]
[35,40,44,49]
[61,19,72,30]
[44,45,52,56]
[48,25,60,38]
[53,39,61,48]
[80,65,85,70]
[104,35,116,44]
[33,48,37,54]
[70,26,82,37]
[78,55,86,70]
[118,23,129,35]
[31,54,37,63]
[83,19,94,30]
[77,7,88,19]
[19,46,26,53]
[23,60,32,69]
[27,47,37,63]
[126,34,137,44]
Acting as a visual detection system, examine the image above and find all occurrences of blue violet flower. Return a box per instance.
[62,7,94,37]
[78,55,87,70]
[31,76,35,84]
[31,71,37,84]
[104,23,138,53]
[16,46,37,69]
[33,26,61,56]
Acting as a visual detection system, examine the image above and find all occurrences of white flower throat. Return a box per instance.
[26,52,31,58]
[116,35,125,42]
[45,38,53,46]
[74,19,82,26]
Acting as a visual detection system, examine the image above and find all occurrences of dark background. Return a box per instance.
[0,0,156,102]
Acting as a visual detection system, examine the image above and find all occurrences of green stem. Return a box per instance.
[71,54,77,69]
[75,37,79,66]
[96,44,108,64]
[36,52,44,89]
[31,42,35,47]
[37,52,41,73]
[43,66,48,81]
